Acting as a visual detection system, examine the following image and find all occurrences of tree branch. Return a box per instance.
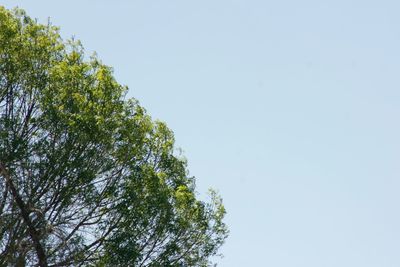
[0,163,48,267]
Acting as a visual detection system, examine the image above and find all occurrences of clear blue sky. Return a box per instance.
[4,1,400,266]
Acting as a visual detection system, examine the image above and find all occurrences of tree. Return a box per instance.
[0,7,228,266]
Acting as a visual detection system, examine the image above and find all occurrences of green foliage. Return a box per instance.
[0,6,227,266]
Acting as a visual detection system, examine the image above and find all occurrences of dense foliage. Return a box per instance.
[0,7,227,266]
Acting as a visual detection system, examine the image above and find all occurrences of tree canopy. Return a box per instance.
[0,7,227,266]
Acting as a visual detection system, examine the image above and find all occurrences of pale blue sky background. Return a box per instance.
[4,1,400,266]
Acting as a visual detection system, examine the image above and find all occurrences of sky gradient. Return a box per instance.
[4,1,400,266]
